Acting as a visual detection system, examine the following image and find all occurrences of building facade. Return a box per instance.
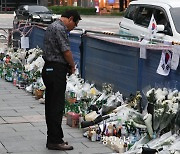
[0,0,48,12]
[47,0,130,11]
[0,0,130,12]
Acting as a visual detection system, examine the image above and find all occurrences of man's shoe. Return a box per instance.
[46,141,68,148]
[47,142,73,150]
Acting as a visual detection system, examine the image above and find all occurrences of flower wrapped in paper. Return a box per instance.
[145,86,179,136]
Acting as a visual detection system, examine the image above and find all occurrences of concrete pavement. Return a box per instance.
[0,78,114,154]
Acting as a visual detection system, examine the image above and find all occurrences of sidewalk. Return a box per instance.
[0,78,114,154]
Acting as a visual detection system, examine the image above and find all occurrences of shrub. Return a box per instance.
[110,11,125,16]
[49,6,97,15]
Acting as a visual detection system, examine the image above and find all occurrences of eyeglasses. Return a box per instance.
[74,21,79,27]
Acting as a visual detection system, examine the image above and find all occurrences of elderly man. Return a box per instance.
[42,9,81,150]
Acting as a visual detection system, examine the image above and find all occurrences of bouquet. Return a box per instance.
[146,87,179,135]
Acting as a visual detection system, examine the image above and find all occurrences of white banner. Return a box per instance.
[140,39,149,59]
[171,45,180,70]
[21,36,29,49]
[156,50,172,76]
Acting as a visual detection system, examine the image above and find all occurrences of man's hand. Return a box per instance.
[63,50,75,75]
[68,65,76,75]
[71,65,76,74]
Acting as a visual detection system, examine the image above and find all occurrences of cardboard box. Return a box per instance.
[66,112,79,128]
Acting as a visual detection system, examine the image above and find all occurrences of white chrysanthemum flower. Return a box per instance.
[168,102,179,114]
[162,87,168,96]
[27,52,36,64]
[162,99,173,105]
[167,89,178,100]
[178,92,180,97]
[155,88,167,100]
[155,88,163,94]
[172,96,180,103]
[157,108,164,115]
[146,88,155,97]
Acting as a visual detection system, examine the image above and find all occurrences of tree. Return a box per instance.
[119,0,124,12]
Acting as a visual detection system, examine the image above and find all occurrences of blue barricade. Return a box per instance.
[12,26,82,70]
[69,32,82,71]
[81,35,180,97]
[12,25,45,50]
[28,26,45,49]
[81,35,140,96]
[12,25,180,97]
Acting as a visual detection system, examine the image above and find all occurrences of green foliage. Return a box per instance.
[33,71,41,79]
[110,11,125,16]
[147,89,156,104]
[49,6,97,15]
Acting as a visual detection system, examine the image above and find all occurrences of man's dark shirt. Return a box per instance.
[43,20,70,64]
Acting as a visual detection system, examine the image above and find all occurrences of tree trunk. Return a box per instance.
[119,0,124,12]
[125,0,127,8]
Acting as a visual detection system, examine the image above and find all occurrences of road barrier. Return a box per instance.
[81,33,140,96]
[9,24,180,97]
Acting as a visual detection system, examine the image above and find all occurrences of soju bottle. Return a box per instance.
[78,106,84,129]
[117,118,122,138]
[96,124,101,141]
[102,121,107,136]
[113,124,117,136]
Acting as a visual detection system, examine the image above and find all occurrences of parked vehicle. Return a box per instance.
[119,0,180,41]
[14,5,57,24]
